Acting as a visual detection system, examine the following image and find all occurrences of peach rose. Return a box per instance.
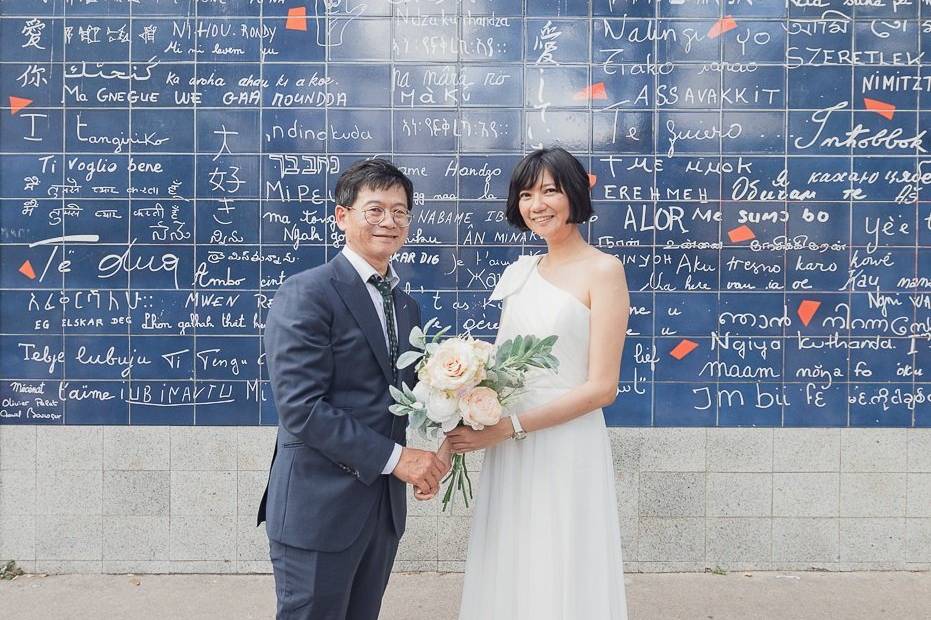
[422,339,485,391]
[460,386,502,430]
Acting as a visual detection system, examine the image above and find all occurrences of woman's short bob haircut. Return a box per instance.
[504,147,593,231]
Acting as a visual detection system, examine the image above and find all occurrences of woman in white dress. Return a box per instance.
[442,147,631,619]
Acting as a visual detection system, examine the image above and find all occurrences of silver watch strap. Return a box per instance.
[510,414,526,438]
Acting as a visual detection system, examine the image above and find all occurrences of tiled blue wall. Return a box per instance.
[1,0,929,427]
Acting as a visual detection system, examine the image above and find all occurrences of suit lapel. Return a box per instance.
[392,292,416,441]
[330,255,394,384]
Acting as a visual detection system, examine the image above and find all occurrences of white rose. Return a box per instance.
[423,339,484,392]
[412,381,460,431]
[459,386,503,430]
[469,338,496,366]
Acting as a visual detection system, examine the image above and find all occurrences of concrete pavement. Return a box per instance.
[1,571,930,619]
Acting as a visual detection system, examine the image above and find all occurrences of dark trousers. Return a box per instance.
[269,478,399,620]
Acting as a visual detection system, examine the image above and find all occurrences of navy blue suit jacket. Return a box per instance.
[257,253,419,552]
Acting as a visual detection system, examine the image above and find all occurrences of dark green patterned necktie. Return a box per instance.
[368,274,398,383]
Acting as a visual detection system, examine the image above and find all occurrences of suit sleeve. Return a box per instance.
[264,276,396,485]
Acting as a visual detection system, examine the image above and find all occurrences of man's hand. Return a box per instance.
[393,447,446,496]
[413,441,453,501]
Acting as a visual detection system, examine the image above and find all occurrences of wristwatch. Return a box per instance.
[510,414,527,441]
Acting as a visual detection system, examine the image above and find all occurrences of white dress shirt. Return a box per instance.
[340,245,404,475]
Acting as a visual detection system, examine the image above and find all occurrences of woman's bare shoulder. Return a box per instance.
[587,248,626,278]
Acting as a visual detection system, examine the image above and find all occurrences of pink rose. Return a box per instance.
[459,386,502,430]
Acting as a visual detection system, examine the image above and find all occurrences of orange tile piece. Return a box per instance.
[19,260,36,280]
[670,339,699,360]
[9,96,32,115]
[727,225,755,243]
[573,82,607,101]
[286,7,307,31]
[864,97,895,120]
[707,16,737,39]
[588,173,597,189]
[797,299,821,327]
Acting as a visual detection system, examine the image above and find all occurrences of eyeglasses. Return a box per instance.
[346,206,412,227]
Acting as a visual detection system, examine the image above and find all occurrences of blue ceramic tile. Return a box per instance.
[526,18,589,64]
[461,65,524,106]
[655,19,722,64]
[783,383,848,426]
[65,382,128,424]
[592,110,653,153]
[593,0,655,18]
[525,65,592,108]
[128,382,195,425]
[1,335,64,380]
[527,0,589,17]
[0,18,64,63]
[593,19,655,64]
[464,17,524,62]
[130,336,195,380]
[722,111,786,154]
[329,18,390,61]
[723,65,785,110]
[722,20,787,65]
[0,381,63,424]
[717,383,785,427]
[849,383,915,426]
[653,382,717,426]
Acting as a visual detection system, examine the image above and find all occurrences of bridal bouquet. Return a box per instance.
[389,318,559,511]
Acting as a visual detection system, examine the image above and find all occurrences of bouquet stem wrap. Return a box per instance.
[442,454,472,510]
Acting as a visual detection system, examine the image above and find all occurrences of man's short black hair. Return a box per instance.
[504,147,593,231]
[334,158,414,212]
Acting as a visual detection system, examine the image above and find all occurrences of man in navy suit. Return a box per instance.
[258,159,449,619]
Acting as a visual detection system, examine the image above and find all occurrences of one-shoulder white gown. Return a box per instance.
[458,254,629,620]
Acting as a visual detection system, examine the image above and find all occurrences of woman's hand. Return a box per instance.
[437,438,454,465]
[445,418,514,454]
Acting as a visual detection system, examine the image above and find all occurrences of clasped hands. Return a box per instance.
[394,419,514,501]
[393,445,451,501]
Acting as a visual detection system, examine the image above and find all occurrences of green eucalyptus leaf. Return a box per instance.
[432,326,451,343]
[388,384,407,404]
[408,325,426,349]
[396,350,423,369]
[495,342,510,365]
